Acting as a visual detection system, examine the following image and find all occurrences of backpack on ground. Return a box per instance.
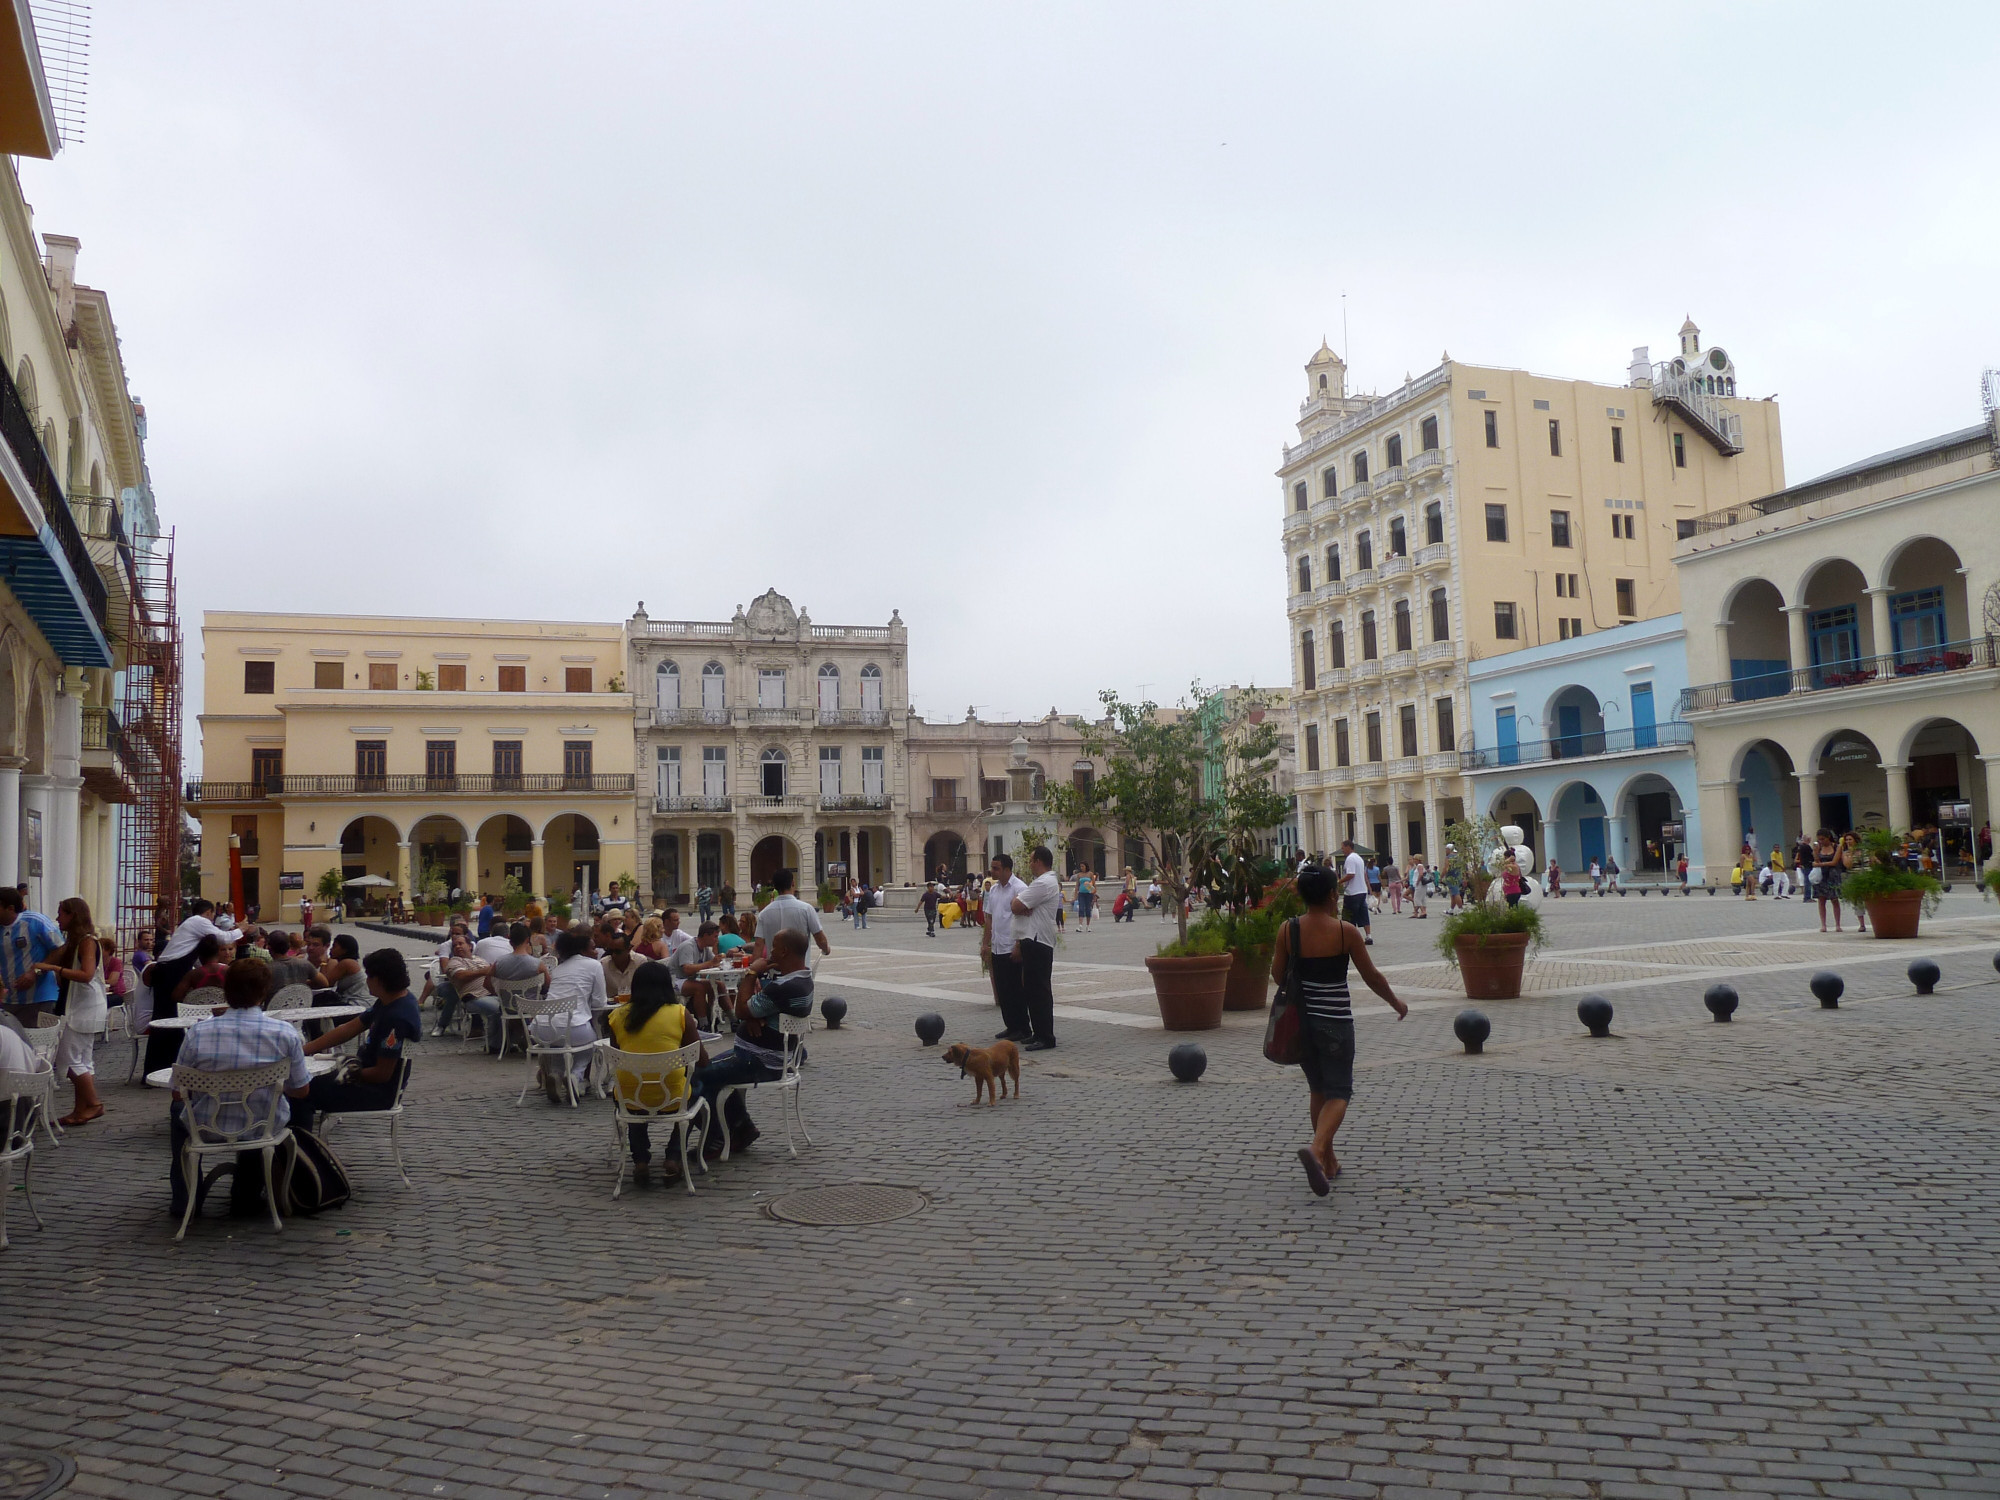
[283,1126,353,1216]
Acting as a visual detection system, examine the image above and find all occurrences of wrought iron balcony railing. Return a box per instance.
[1678,638,1998,715]
[186,773,637,799]
[1460,721,1694,770]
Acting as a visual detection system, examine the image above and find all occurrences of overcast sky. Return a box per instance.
[17,3,2000,762]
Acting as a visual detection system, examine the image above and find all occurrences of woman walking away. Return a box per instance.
[1271,863,1407,1196]
[41,897,105,1126]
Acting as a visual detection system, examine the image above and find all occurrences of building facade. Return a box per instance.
[0,19,169,937]
[1281,323,1784,861]
[1197,685,1297,861]
[192,614,636,922]
[626,590,908,901]
[1463,614,1702,882]
[1676,404,2000,874]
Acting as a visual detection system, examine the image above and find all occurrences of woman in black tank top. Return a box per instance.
[1270,863,1410,1196]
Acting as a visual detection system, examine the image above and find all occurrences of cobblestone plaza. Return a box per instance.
[4,893,1997,1499]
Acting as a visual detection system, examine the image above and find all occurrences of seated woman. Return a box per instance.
[533,925,606,1104]
[296,948,421,1133]
[172,935,231,1012]
[607,961,708,1183]
[633,916,667,961]
[715,913,746,957]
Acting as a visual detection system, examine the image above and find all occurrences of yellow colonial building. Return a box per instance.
[193,613,636,922]
[1281,322,1785,860]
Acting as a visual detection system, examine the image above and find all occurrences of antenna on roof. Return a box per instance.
[1341,292,1349,367]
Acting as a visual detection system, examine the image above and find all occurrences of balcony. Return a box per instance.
[1346,566,1376,591]
[1418,640,1456,664]
[1341,480,1373,504]
[1313,580,1345,603]
[747,706,807,726]
[1326,764,1354,785]
[187,772,639,798]
[71,492,140,633]
[635,618,735,640]
[1373,464,1407,496]
[1422,752,1460,773]
[819,794,892,813]
[1320,667,1349,690]
[1408,449,1444,479]
[1415,542,1450,570]
[1388,756,1420,778]
[816,708,890,727]
[1460,721,1695,771]
[648,706,733,727]
[655,795,731,815]
[1383,649,1416,675]
[1283,510,1310,537]
[1354,660,1382,683]
[924,796,969,814]
[742,794,813,814]
[1651,360,1743,455]
[80,706,136,804]
[1294,768,1325,790]
[0,359,110,667]
[1378,555,1412,580]
[1678,638,1998,716]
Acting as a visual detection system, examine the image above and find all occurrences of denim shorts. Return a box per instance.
[1299,1016,1355,1099]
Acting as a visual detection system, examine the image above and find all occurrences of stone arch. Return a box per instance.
[1799,557,1874,660]
[750,834,798,889]
[1882,535,1969,656]
[1610,769,1687,873]
[1541,683,1606,757]
[1734,738,1801,851]
[759,744,788,797]
[1064,826,1106,878]
[337,815,402,898]
[1722,577,1791,695]
[923,830,968,882]
[0,635,19,759]
[1807,730,1886,837]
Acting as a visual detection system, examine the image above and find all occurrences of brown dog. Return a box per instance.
[943,1040,1020,1105]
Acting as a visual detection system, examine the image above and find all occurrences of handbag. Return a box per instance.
[1262,917,1307,1066]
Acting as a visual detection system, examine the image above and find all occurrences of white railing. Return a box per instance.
[1388,756,1420,778]
[655,795,731,814]
[1354,660,1382,682]
[1346,566,1376,590]
[1313,580,1344,602]
[1418,640,1456,664]
[1326,765,1354,785]
[1283,510,1310,536]
[1321,667,1349,690]
[812,624,893,641]
[1422,752,1460,772]
[1651,361,1744,454]
[1383,650,1416,675]
[1373,464,1406,490]
[640,619,733,638]
[1341,479,1374,504]
[1408,448,1444,476]
[1379,556,1412,579]
[1415,542,1450,568]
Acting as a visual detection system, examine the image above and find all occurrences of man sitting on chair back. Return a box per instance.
[296,949,420,1134]
[690,927,813,1156]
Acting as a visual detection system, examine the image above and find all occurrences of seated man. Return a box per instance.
[295,948,422,1133]
[265,930,319,996]
[674,920,727,1013]
[437,930,495,1038]
[169,957,311,1221]
[479,921,547,1055]
[690,927,813,1156]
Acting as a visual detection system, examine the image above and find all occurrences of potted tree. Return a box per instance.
[817,879,841,913]
[315,867,345,914]
[413,862,451,926]
[1435,814,1544,999]
[1848,828,1944,938]
[1045,684,1235,1030]
[500,873,528,919]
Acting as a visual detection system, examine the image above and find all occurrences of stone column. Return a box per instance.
[1794,770,1820,841]
[20,773,52,908]
[1698,778,1737,881]
[1422,794,1440,864]
[1713,621,1734,680]
[47,692,81,903]
[1540,819,1561,879]
[1978,756,2000,876]
[1866,586,1895,661]
[396,840,413,905]
[462,837,476,901]
[1783,606,1810,673]
[0,757,24,888]
[530,839,546,902]
[1882,762,1911,833]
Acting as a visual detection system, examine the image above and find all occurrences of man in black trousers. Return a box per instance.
[1011,845,1061,1052]
[982,854,1030,1041]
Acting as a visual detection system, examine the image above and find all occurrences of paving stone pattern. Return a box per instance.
[2,904,1997,1498]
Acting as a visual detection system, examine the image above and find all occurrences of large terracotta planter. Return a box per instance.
[1223,949,1272,1011]
[1454,932,1530,1000]
[1864,889,1924,939]
[1144,953,1232,1030]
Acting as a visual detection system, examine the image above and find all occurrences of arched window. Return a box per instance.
[1300,629,1316,691]
[1296,555,1311,594]
[1394,598,1412,652]
[1386,433,1403,468]
[655,660,680,712]
[817,661,840,716]
[1325,543,1340,581]
[1389,516,1407,557]
[700,660,725,713]
[860,662,883,714]
[1352,450,1369,485]
[1317,372,1327,391]
[1424,501,1444,546]
[1429,587,1450,642]
[13,358,34,418]
[1357,530,1373,572]
[1330,619,1346,668]
[760,746,787,798]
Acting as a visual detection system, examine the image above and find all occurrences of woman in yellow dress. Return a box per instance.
[607,960,703,1184]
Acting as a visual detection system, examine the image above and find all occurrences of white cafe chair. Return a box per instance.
[170,1059,295,1241]
[603,1041,708,1199]
[184,986,226,1016]
[492,976,543,1061]
[517,996,600,1108]
[0,1066,54,1248]
[714,1011,814,1160]
[268,983,315,1013]
[320,1055,413,1186]
[24,1018,62,1145]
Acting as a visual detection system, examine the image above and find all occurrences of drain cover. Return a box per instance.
[766,1183,929,1226]
[0,1451,73,1500]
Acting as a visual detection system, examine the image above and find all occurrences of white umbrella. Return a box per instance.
[343,874,394,887]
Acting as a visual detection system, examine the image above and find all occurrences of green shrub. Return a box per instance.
[1435,899,1545,964]
[1844,828,1944,916]
[1156,921,1228,959]
[752,885,776,909]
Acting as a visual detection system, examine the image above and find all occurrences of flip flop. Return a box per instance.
[1297,1148,1330,1197]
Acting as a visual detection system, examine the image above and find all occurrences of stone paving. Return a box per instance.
[2,894,1997,1498]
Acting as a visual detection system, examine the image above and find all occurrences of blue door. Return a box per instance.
[1579,817,1606,865]
[1890,587,1946,669]
[1497,708,1518,767]
[1810,604,1861,687]
[1556,704,1582,758]
[1631,683,1656,749]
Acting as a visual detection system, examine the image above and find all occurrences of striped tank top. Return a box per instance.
[1289,917,1353,1023]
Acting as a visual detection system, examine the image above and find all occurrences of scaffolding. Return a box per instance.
[114,525,180,949]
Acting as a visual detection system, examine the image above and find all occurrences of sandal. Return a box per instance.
[1297,1147,1330,1197]
[58,1108,103,1127]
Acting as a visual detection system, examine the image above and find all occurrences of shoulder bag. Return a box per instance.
[1262,917,1307,1065]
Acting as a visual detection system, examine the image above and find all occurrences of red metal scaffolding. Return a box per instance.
[114,525,181,949]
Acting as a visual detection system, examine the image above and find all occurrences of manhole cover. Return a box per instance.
[0,1450,74,1500]
[766,1183,929,1226]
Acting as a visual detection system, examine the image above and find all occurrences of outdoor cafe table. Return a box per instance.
[147,1054,342,1090]
[696,966,749,1030]
[265,1005,368,1029]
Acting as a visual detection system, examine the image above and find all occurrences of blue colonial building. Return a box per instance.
[1462,615,1705,884]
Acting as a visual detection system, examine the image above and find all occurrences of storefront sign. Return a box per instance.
[279,871,305,890]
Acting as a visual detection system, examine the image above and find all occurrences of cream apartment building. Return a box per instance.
[1280,324,1784,861]
[627,590,909,900]
[1677,399,2000,874]
[193,614,636,922]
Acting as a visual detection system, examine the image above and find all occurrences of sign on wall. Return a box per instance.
[279,871,305,890]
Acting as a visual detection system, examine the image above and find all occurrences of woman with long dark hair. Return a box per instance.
[39,897,105,1125]
[607,960,705,1182]
[1269,863,1408,1197]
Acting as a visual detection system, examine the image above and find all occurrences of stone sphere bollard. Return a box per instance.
[819,995,848,1028]
[1453,1009,1491,1054]
[1809,971,1844,1009]
[1703,983,1739,1022]
[1577,996,1614,1037]
[1907,959,1940,996]
[914,1012,945,1046]
[1168,1043,1208,1082]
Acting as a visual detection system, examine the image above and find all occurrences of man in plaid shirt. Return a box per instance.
[169,958,310,1221]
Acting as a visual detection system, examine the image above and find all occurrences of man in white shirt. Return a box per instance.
[1010,845,1062,1051]
[756,868,831,957]
[982,853,1029,1042]
[1339,840,1374,946]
